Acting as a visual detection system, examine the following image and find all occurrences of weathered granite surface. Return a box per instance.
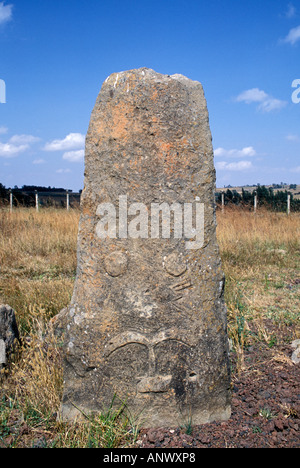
[0,304,20,368]
[59,68,231,427]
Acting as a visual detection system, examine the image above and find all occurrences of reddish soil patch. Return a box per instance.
[136,345,300,448]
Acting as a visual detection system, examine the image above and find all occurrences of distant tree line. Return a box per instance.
[0,183,80,207]
[216,186,300,211]
[1,182,299,211]
[224,183,297,190]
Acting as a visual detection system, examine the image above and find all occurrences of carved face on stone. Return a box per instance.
[60,68,231,427]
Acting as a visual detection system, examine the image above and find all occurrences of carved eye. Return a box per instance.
[104,251,128,277]
[163,252,187,277]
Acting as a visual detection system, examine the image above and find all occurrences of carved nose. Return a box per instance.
[137,375,172,393]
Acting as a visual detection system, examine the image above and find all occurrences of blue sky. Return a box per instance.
[0,0,299,191]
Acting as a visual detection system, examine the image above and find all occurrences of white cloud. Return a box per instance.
[0,126,8,134]
[0,142,29,158]
[236,88,287,113]
[286,134,299,141]
[258,97,287,112]
[32,158,45,165]
[56,168,71,174]
[214,146,256,158]
[283,25,300,45]
[286,3,296,18]
[216,161,253,171]
[9,134,41,144]
[236,88,268,104]
[63,149,84,162]
[293,166,300,173]
[44,133,85,151]
[0,133,40,158]
[0,2,13,25]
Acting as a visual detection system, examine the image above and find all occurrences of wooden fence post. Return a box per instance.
[254,192,257,213]
[66,190,70,211]
[221,192,225,213]
[35,191,39,212]
[9,190,13,213]
[287,193,291,216]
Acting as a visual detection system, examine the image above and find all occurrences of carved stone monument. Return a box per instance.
[0,304,20,369]
[59,68,231,426]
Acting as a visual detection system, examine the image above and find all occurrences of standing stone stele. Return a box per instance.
[58,68,231,427]
[0,304,20,369]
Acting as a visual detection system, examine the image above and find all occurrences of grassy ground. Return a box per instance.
[0,206,299,447]
[219,208,299,376]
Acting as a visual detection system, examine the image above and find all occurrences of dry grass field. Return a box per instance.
[0,206,299,447]
[217,207,300,367]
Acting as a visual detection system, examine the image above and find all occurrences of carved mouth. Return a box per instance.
[137,375,172,393]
